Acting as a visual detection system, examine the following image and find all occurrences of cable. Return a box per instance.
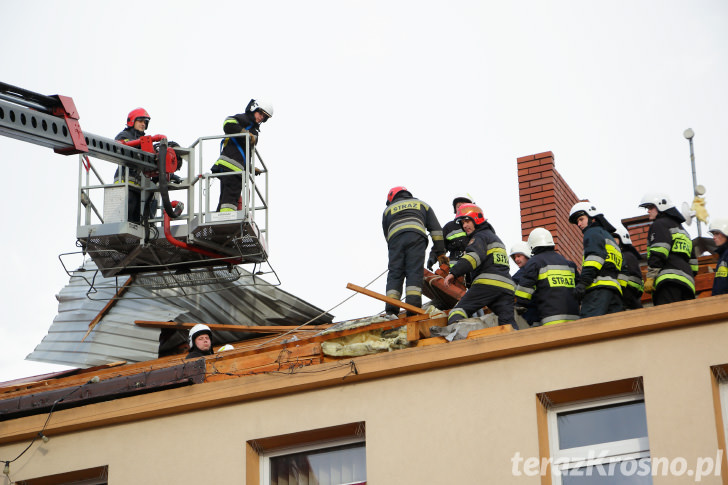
[248,268,389,349]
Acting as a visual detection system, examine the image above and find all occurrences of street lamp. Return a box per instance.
[683,128,706,236]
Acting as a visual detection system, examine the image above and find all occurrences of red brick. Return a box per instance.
[522,198,554,209]
[520,173,543,183]
[520,195,531,203]
[530,177,556,187]
[520,207,532,216]
[529,163,555,174]
[517,154,536,164]
[534,151,555,160]
[520,186,544,196]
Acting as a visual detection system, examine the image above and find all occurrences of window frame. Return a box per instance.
[547,393,650,483]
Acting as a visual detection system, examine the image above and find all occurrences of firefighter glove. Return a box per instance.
[426,253,438,271]
[574,282,586,302]
[644,277,655,294]
[437,254,450,267]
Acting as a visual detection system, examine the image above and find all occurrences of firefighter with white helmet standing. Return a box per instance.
[383,187,447,316]
[514,227,580,326]
[212,99,273,212]
[708,218,728,296]
[638,193,698,305]
[612,223,644,309]
[443,204,516,327]
[509,240,537,326]
[569,202,624,317]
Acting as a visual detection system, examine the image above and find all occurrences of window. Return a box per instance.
[15,465,108,485]
[548,395,651,484]
[537,377,651,485]
[263,438,366,485]
[247,422,366,485]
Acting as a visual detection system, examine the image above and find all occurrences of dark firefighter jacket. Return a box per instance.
[515,247,580,325]
[449,222,514,293]
[212,111,261,173]
[114,126,146,185]
[580,219,623,294]
[382,195,445,254]
[712,241,728,296]
[428,219,469,266]
[646,211,698,293]
[619,244,644,299]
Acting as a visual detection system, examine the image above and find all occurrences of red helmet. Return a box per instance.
[455,203,486,225]
[387,186,409,205]
[126,107,150,128]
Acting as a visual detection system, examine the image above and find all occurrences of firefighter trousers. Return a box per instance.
[385,232,427,315]
[447,284,516,327]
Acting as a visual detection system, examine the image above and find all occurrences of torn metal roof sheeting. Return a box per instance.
[25,261,333,368]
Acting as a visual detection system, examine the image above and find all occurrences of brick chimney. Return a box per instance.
[517,151,584,268]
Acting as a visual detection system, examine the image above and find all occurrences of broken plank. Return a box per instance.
[134,321,332,333]
[346,283,427,315]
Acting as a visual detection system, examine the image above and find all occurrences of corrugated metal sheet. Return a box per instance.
[26,261,333,368]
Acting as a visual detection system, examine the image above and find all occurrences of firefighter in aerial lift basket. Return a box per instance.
[211,99,273,212]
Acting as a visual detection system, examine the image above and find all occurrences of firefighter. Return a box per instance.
[569,202,624,317]
[427,194,473,270]
[186,324,214,359]
[612,223,644,309]
[443,204,516,327]
[638,193,698,305]
[383,187,447,316]
[708,218,728,296]
[212,99,273,212]
[510,240,538,326]
[114,107,151,223]
[514,227,580,326]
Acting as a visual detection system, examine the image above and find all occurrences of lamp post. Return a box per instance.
[683,128,703,237]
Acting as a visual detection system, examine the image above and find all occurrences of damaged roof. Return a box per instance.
[24,260,333,368]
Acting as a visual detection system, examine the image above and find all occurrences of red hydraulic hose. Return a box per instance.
[162,201,241,263]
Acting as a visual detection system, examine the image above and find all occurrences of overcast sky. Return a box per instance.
[1,0,726,382]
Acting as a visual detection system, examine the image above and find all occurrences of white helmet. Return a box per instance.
[639,193,674,212]
[452,194,474,213]
[250,99,274,120]
[188,324,212,349]
[528,227,555,250]
[709,218,728,238]
[612,222,633,245]
[569,202,600,224]
[510,241,532,259]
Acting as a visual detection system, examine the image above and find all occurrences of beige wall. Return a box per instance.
[2,314,727,484]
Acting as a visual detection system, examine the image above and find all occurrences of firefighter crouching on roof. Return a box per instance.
[709,218,728,296]
[443,204,516,328]
[382,187,447,316]
[569,202,624,318]
[427,194,473,271]
[639,193,698,305]
[212,99,273,212]
[514,228,580,326]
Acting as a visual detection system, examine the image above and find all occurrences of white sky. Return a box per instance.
[1,0,726,382]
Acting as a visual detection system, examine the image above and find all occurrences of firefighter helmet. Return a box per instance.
[248,99,274,120]
[387,186,409,205]
[188,324,212,350]
[455,203,486,226]
[708,218,728,238]
[639,193,674,212]
[510,241,532,258]
[452,194,474,213]
[569,201,600,224]
[612,223,633,246]
[126,107,150,129]
[528,227,555,250]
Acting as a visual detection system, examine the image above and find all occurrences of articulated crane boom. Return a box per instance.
[0,82,271,288]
